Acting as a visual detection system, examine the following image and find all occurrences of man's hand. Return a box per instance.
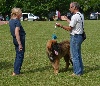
[56,23,62,27]
[64,16,70,23]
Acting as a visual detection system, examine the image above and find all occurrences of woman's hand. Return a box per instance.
[19,44,23,51]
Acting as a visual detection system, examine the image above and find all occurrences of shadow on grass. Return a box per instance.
[60,65,100,74]
[24,65,52,74]
[0,61,13,70]
[59,67,73,73]
[24,65,73,74]
[24,65,100,74]
[84,65,100,74]
[59,65,100,74]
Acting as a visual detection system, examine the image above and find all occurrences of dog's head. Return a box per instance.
[46,40,59,62]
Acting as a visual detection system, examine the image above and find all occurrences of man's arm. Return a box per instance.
[61,25,72,31]
[64,16,71,23]
[56,23,72,31]
[0,21,9,25]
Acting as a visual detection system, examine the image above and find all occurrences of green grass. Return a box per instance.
[0,20,100,86]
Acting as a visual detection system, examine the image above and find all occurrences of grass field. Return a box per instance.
[0,20,100,86]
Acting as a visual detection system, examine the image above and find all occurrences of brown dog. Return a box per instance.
[46,40,73,74]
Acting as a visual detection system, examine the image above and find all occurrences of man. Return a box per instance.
[56,9,61,21]
[56,2,84,76]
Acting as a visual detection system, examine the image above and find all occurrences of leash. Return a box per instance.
[52,23,57,39]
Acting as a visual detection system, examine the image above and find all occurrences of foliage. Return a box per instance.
[0,20,100,86]
[0,0,100,19]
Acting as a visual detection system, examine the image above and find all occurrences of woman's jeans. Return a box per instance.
[13,36,25,74]
[70,34,83,75]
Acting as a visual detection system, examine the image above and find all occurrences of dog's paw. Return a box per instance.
[54,70,59,75]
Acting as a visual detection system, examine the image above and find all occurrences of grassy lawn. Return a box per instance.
[0,20,100,86]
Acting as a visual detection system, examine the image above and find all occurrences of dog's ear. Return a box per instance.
[46,40,52,49]
[51,40,57,44]
[46,40,57,49]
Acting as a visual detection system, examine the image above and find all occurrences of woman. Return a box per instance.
[9,8,26,76]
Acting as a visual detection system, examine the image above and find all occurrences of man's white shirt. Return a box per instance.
[69,12,84,35]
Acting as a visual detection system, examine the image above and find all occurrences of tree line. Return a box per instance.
[0,0,100,20]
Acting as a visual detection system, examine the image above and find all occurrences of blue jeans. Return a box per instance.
[70,34,83,75]
[13,36,25,74]
[14,50,24,74]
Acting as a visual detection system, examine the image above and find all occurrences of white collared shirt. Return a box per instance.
[69,12,84,35]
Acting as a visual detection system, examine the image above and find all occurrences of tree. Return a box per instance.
[0,0,100,20]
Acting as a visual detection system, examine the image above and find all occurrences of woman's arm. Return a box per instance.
[15,27,23,51]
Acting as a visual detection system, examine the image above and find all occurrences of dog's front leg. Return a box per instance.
[51,59,60,75]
